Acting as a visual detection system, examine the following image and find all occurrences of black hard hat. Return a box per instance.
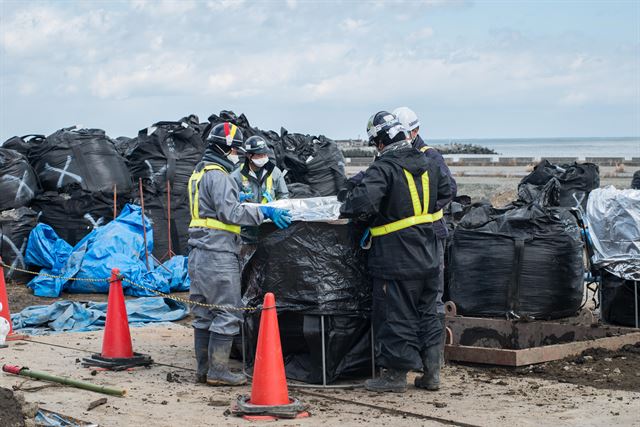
[243,136,270,155]
[366,111,408,147]
[206,122,244,151]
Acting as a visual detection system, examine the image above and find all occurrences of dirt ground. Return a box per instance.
[0,325,638,427]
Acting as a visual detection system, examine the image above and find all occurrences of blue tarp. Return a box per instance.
[25,204,190,297]
[10,297,188,335]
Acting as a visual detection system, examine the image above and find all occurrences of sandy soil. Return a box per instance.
[0,325,638,427]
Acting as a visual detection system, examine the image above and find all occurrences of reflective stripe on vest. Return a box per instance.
[369,169,444,237]
[419,146,432,153]
[188,164,241,234]
[241,173,273,204]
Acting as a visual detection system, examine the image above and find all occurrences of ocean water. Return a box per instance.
[428,137,640,159]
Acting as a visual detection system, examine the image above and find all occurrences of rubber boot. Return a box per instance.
[194,328,210,383]
[206,334,247,386]
[364,369,408,393]
[415,346,440,391]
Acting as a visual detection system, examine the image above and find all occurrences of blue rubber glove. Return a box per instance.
[261,191,274,203]
[259,206,292,229]
[239,191,254,202]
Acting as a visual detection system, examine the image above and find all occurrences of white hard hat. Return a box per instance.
[393,107,420,131]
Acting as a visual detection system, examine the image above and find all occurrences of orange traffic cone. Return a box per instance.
[232,293,309,420]
[82,268,152,369]
[0,257,28,343]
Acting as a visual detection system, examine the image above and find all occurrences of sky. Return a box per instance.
[1,0,639,141]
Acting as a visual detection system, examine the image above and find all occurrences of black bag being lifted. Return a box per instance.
[0,148,39,209]
[0,207,38,281]
[29,127,132,194]
[242,221,371,383]
[128,119,205,258]
[448,202,584,319]
[600,270,640,327]
[519,160,599,209]
[30,190,120,246]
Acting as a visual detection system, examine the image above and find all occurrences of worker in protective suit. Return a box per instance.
[339,111,452,393]
[393,107,457,374]
[231,136,289,243]
[232,136,289,203]
[188,122,292,386]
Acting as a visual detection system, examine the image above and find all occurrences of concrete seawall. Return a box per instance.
[344,156,640,167]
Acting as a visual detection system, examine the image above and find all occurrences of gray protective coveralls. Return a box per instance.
[188,158,263,336]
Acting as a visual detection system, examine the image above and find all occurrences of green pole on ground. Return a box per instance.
[2,364,126,397]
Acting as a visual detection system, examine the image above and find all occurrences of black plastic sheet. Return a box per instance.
[519,160,599,209]
[0,207,38,281]
[243,312,372,384]
[0,148,39,209]
[241,220,371,383]
[448,203,584,319]
[29,127,132,194]
[601,270,640,327]
[30,190,121,246]
[242,222,370,314]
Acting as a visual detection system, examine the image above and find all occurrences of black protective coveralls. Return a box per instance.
[340,142,452,370]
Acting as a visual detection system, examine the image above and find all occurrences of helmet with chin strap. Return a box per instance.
[243,136,270,155]
[393,107,420,131]
[366,111,408,147]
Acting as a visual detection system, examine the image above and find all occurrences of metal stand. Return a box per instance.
[241,314,376,389]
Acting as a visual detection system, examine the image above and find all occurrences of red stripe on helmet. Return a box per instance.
[224,122,230,136]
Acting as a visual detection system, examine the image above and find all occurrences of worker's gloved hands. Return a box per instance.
[259,206,292,229]
[261,191,274,203]
[337,177,359,202]
[239,191,254,202]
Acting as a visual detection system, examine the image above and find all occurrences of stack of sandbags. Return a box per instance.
[28,127,132,245]
[128,118,205,258]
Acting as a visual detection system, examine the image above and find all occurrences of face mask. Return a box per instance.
[227,153,240,164]
[252,157,269,168]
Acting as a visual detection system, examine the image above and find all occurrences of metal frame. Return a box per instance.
[241,314,376,389]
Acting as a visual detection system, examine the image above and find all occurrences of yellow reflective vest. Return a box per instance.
[188,164,241,234]
[369,169,444,237]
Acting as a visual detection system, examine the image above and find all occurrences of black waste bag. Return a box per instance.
[0,207,38,282]
[241,221,371,384]
[0,148,39,209]
[519,160,599,209]
[142,195,192,259]
[30,190,122,246]
[29,127,132,194]
[129,119,205,257]
[243,222,370,313]
[448,203,584,319]
[204,111,283,166]
[113,136,139,158]
[601,270,640,327]
[2,134,46,158]
[280,129,346,196]
[242,311,372,384]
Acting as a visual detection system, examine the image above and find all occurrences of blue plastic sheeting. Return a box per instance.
[25,204,190,297]
[10,297,188,335]
[35,408,98,427]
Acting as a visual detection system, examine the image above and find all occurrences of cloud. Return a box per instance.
[408,27,434,41]
[341,18,368,33]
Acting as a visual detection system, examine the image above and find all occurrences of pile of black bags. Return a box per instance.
[128,118,206,259]
[25,127,132,245]
[519,160,599,209]
[242,222,371,383]
[448,180,585,319]
[204,110,346,197]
